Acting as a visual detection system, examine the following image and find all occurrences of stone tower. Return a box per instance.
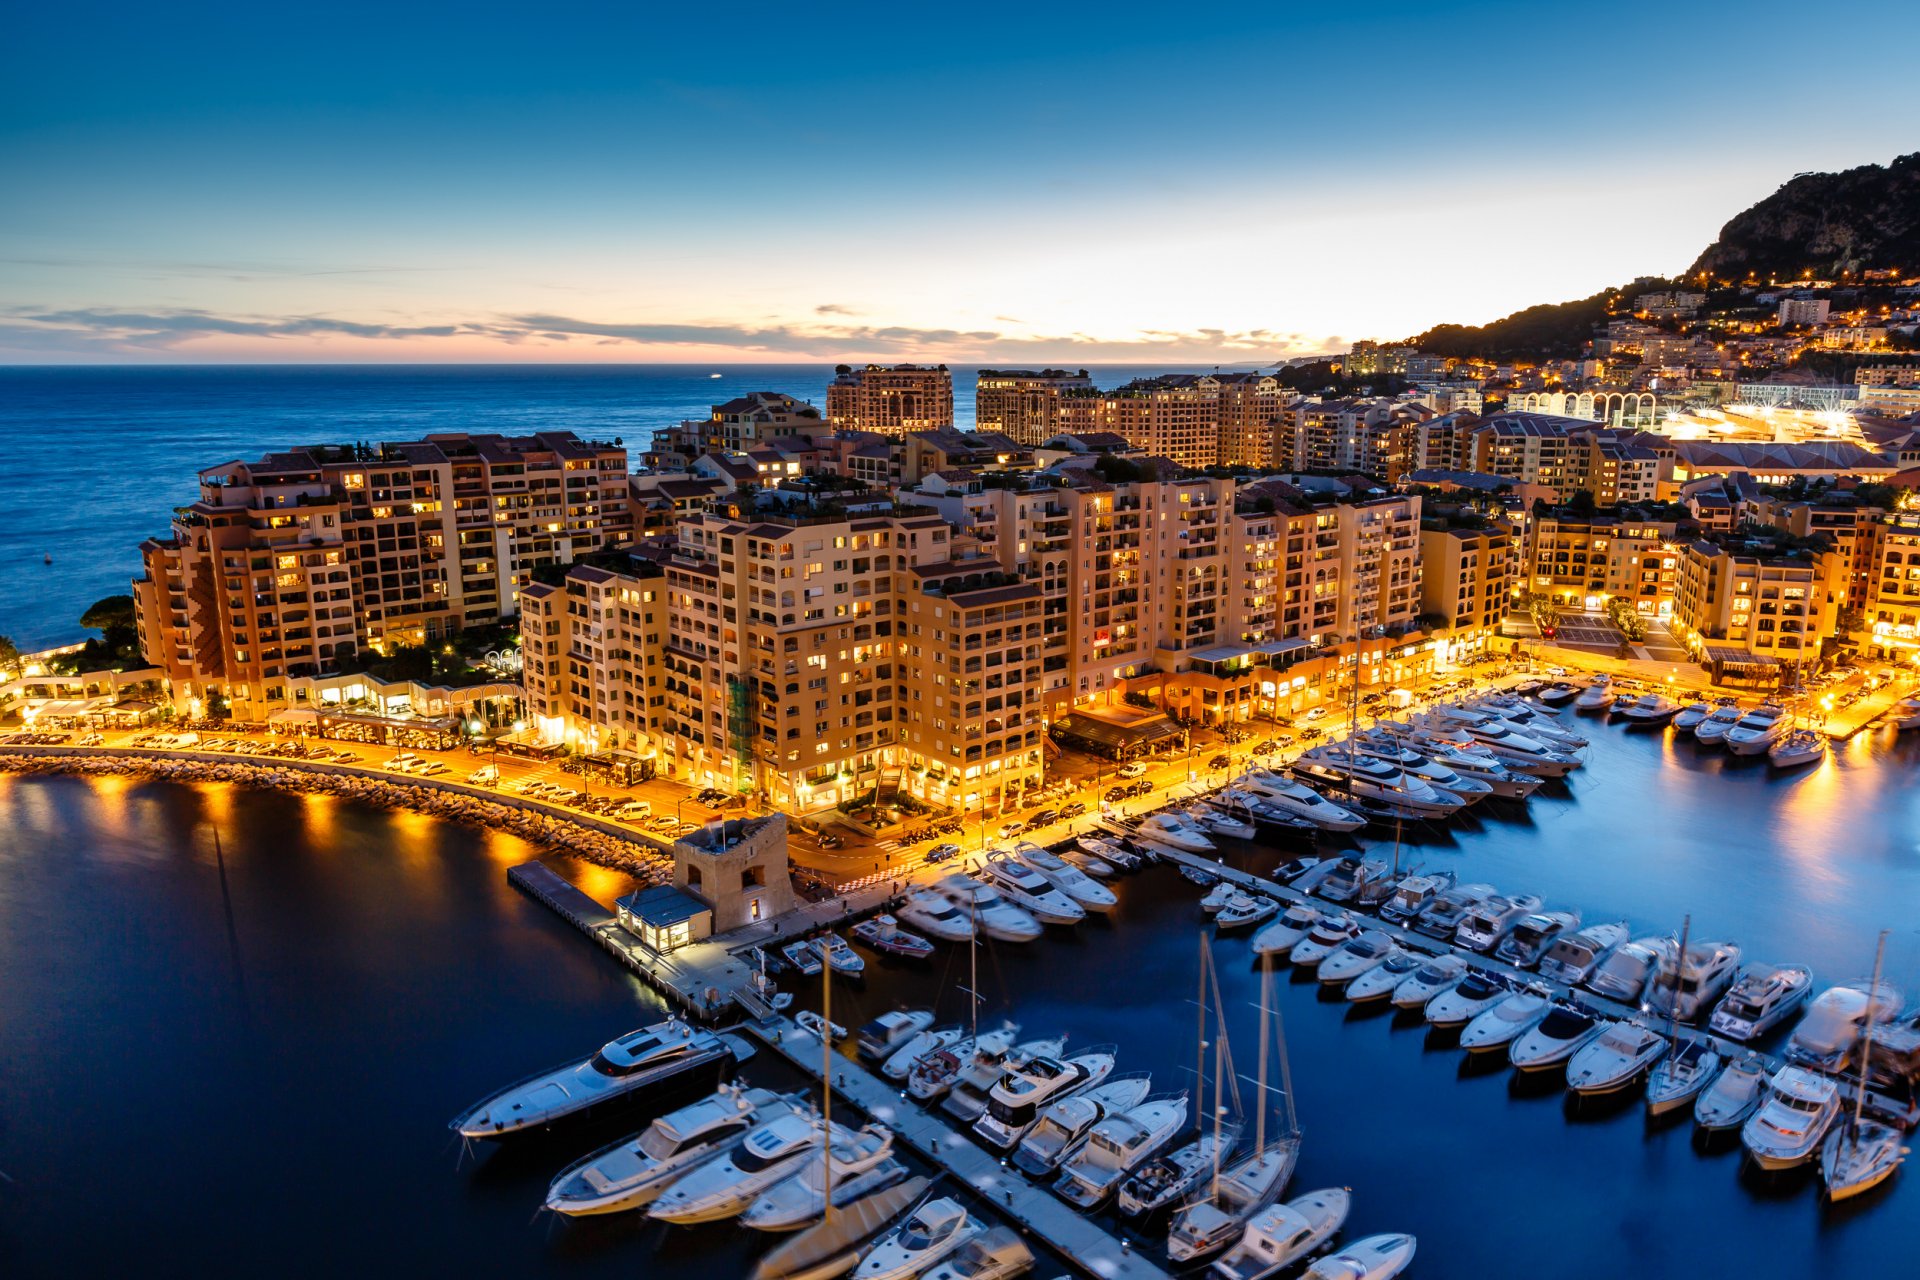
[671,812,799,932]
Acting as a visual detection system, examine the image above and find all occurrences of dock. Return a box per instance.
[742,1014,1170,1280]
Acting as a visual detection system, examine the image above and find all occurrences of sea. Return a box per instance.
[0,364,1173,651]
[4,718,1920,1277]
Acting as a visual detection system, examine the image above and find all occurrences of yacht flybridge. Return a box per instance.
[1227,769,1368,831]
[1290,747,1464,817]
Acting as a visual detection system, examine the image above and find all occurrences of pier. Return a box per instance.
[742,1014,1170,1280]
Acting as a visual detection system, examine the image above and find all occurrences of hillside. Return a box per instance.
[1687,153,1920,281]
[1407,288,1620,362]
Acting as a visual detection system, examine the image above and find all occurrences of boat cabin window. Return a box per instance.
[734,1136,804,1172]
[990,1099,1038,1127]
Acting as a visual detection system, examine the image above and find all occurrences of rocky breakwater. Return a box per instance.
[0,750,674,882]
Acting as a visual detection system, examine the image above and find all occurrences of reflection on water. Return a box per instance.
[2,714,1918,1278]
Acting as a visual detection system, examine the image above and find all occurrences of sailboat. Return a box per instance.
[1821,930,1907,1201]
[1167,951,1301,1264]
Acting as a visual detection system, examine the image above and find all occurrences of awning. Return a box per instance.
[1051,713,1186,753]
[30,698,95,718]
[269,708,320,726]
[1704,646,1781,671]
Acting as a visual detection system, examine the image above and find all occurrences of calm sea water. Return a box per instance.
[4,711,1918,1278]
[0,364,1167,650]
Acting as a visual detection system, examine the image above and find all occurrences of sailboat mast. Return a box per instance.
[1256,958,1271,1154]
[1852,929,1889,1136]
[1274,995,1298,1140]
[1665,914,1690,1056]
[969,897,979,1043]
[1210,1004,1225,1199]
[1195,931,1208,1125]
[821,936,833,1226]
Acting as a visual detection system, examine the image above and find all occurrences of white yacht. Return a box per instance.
[1769,728,1827,768]
[1167,1139,1303,1264]
[979,854,1085,925]
[1742,1067,1841,1171]
[1672,701,1712,731]
[1413,711,1577,776]
[1252,904,1324,959]
[1573,677,1616,711]
[1010,1071,1152,1174]
[1197,805,1259,842]
[545,1085,804,1216]
[1392,954,1470,1011]
[1136,811,1218,853]
[452,1019,748,1138]
[1536,921,1629,986]
[895,890,975,944]
[1585,936,1670,1003]
[1695,1052,1768,1132]
[931,875,1042,943]
[942,1034,1066,1124]
[881,1023,965,1082]
[652,1112,892,1224]
[973,1045,1116,1149]
[1290,913,1364,968]
[1116,1122,1241,1217]
[749,1175,928,1280]
[812,933,867,977]
[1614,693,1682,726]
[741,1129,902,1230]
[1508,1003,1605,1074]
[1210,1189,1351,1280]
[856,1010,935,1063]
[1318,931,1400,986]
[1410,882,1496,940]
[1377,871,1456,925]
[1225,768,1367,831]
[1645,1039,1723,1117]
[1054,1093,1190,1208]
[1345,732,1493,802]
[1291,747,1464,817]
[1566,1021,1667,1095]
[1315,854,1394,905]
[1785,981,1904,1072]
[907,1026,1020,1102]
[1645,940,1743,1022]
[1454,893,1542,952]
[854,1197,984,1280]
[1302,1233,1417,1280]
[1890,696,1920,730]
[1416,744,1542,798]
[1424,969,1509,1029]
[1345,948,1422,1003]
[1708,963,1814,1041]
[919,1227,1033,1280]
[1724,704,1788,756]
[1467,697,1590,750]
[1692,703,1744,745]
[1493,910,1580,969]
[1216,892,1281,932]
[1459,988,1553,1054]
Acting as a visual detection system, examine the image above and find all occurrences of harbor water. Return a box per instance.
[4,708,1920,1276]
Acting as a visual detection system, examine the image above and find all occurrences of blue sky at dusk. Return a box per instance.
[3,0,1916,363]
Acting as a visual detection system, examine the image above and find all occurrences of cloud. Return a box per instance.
[814,303,856,316]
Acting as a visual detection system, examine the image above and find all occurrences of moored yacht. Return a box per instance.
[1645,1038,1723,1117]
[1226,768,1367,831]
[1315,854,1394,905]
[854,1197,983,1280]
[1345,947,1422,1003]
[1493,910,1580,969]
[1136,811,1218,853]
[942,1034,1067,1123]
[880,1023,963,1081]
[1377,870,1457,925]
[1695,1052,1768,1132]
[1412,710,1577,776]
[1411,882,1496,940]
[908,1026,1020,1102]
[1318,931,1400,986]
[1117,1122,1242,1217]
[1565,1020,1666,1095]
[1786,981,1904,1072]
[932,875,1042,943]
[1011,1071,1152,1174]
[1573,676,1615,711]
[1467,696,1590,749]
[1166,1138,1302,1264]
[1769,728,1827,768]
[1215,892,1281,932]
[741,1128,902,1230]
[1013,844,1117,912]
[1741,1067,1841,1171]
[1210,1188,1351,1280]
[973,1045,1116,1149]
[1709,963,1814,1041]
[1672,701,1712,731]
[1536,921,1629,986]
[1458,987,1552,1054]
[1454,893,1542,952]
[1890,696,1920,730]
[1725,704,1788,756]
[1585,936,1670,1003]
[545,1084,804,1215]
[1252,903,1323,958]
[1615,693,1682,726]
[1508,1003,1605,1074]
[895,890,976,944]
[1424,969,1509,1029]
[1291,747,1464,817]
[1301,1233,1417,1280]
[1391,954,1469,1010]
[1345,732,1493,802]
[1053,1092,1190,1209]
[980,853,1085,926]
[857,1010,935,1063]
[1290,912,1364,968]
[452,1019,748,1138]
[1645,939,1743,1022]
[652,1112,892,1224]
[1692,703,1744,745]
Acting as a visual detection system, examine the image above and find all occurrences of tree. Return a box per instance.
[0,634,20,680]
[80,595,136,632]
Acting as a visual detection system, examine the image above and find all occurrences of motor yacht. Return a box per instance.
[1467,697,1590,750]
[1136,811,1219,853]
[1216,892,1281,933]
[545,1085,803,1216]
[942,1034,1067,1124]
[1536,681,1580,706]
[1645,1038,1723,1117]
[908,1026,1020,1102]
[1291,747,1464,817]
[1010,1071,1151,1174]
[652,1112,892,1224]
[881,1023,964,1081]
[452,1019,749,1138]
[1252,904,1324,958]
[1166,1138,1302,1264]
[1671,701,1712,731]
[1054,1092,1190,1209]
[931,875,1042,943]
[1315,855,1392,905]
[1536,921,1629,986]
[1785,981,1904,1072]
[1494,910,1581,969]
[1584,936,1670,1003]
[1573,677,1615,712]
[1116,1122,1241,1217]
[1345,732,1493,803]
[1210,1189,1351,1280]
[1565,1021,1666,1095]
[1890,696,1920,731]
[741,1131,902,1231]
[1377,871,1456,925]
[1424,969,1509,1029]
[1197,804,1260,842]
[1411,882,1496,940]
[813,933,867,977]
[749,1175,929,1280]
[854,1196,984,1280]
[1459,988,1553,1054]
[1318,931,1400,986]
[1769,728,1826,768]
[1508,1003,1605,1074]
[1725,704,1788,756]
[1741,1067,1841,1171]
[895,891,976,944]
[1079,835,1145,872]
[1013,845,1116,912]
[1346,948,1422,1003]
[1454,893,1542,952]
[1301,1233,1417,1280]
[1226,768,1367,831]
[1708,963,1814,1041]
[1412,711,1577,776]
[1692,704,1744,745]
[1415,745,1542,798]
[918,1227,1033,1280]
[783,940,825,976]
[973,1045,1116,1148]
[851,915,939,960]
[856,1010,936,1063]
[1290,913,1365,968]
[1392,954,1470,1010]
[1614,693,1682,727]
[1695,1052,1768,1132]
[979,854,1085,926]
[1645,940,1743,1022]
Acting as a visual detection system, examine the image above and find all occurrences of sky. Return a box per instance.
[3,1,1917,366]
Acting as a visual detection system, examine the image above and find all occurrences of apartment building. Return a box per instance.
[131,432,630,715]
[1863,511,1920,656]
[652,392,830,463]
[1525,512,1681,615]
[826,364,954,435]
[974,369,1094,445]
[1056,376,1220,468]
[1419,522,1515,655]
[520,561,666,755]
[1214,372,1293,467]
[1670,540,1840,680]
[1280,398,1425,478]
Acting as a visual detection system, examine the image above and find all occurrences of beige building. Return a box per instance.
[1420,523,1514,655]
[974,369,1094,445]
[132,432,630,717]
[1864,511,1920,657]
[1670,539,1840,681]
[519,560,666,757]
[826,364,954,435]
[1525,512,1681,615]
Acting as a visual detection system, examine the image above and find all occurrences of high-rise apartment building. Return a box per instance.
[1670,539,1840,678]
[1524,511,1681,615]
[1419,523,1514,655]
[520,560,666,755]
[131,432,630,715]
[974,369,1094,445]
[826,364,954,435]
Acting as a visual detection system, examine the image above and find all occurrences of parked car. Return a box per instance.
[1028,808,1059,827]
[1209,753,1232,770]
[1128,779,1155,797]
[1059,800,1088,819]
[927,842,962,862]
[1104,786,1130,805]
[1116,761,1148,779]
